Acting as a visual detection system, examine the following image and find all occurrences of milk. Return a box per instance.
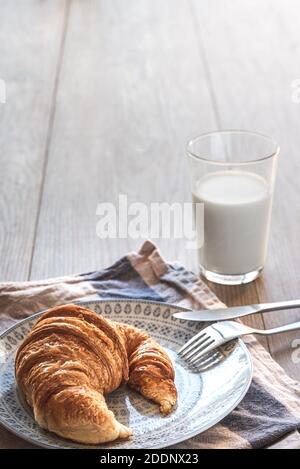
[192,170,272,275]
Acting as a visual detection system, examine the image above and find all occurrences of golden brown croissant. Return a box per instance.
[15,304,177,444]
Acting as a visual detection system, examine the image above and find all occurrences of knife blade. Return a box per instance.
[173,299,300,322]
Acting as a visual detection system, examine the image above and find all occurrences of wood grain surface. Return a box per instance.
[0,0,68,280]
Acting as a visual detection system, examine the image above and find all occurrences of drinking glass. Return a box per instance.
[186,130,279,285]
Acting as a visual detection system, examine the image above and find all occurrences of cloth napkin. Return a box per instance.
[0,240,299,449]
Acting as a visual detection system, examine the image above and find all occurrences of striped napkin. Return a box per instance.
[0,240,299,449]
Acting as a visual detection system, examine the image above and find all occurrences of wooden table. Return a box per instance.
[0,0,299,448]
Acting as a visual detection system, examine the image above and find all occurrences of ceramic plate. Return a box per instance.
[0,299,252,449]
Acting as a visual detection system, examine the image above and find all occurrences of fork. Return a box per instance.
[178,320,300,368]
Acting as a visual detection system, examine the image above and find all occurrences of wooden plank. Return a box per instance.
[192,0,300,380]
[0,426,34,449]
[29,0,217,278]
[0,0,68,281]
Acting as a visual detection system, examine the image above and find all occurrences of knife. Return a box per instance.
[173,299,300,322]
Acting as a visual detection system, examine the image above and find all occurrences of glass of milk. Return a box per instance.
[187,130,279,285]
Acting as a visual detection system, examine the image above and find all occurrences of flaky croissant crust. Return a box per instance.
[15,304,177,444]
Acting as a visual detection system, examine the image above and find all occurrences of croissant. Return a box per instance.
[15,304,177,444]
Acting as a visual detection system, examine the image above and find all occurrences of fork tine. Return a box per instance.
[191,351,219,368]
[193,352,222,371]
[188,340,217,365]
[178,331,206,355]
[182,335,211,360]
[180,332,209,357]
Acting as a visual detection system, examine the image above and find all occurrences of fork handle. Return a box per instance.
[257,299,300,313]
[254,321,300,336]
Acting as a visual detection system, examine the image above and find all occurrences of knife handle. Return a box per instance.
[257,299,300,313]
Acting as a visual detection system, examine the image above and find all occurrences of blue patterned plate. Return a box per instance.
[0,299,252,448]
